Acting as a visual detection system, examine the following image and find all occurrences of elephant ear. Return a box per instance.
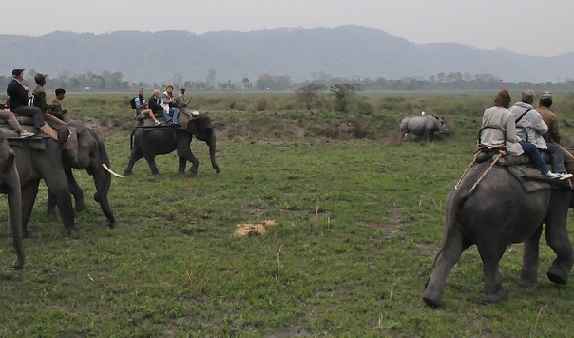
[1,151,14,176]
[199,115,213,129]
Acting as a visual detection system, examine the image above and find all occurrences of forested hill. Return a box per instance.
[0,25,573,84]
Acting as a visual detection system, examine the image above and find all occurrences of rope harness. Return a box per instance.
[456,123,509,196]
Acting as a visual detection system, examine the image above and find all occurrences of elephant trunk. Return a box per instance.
[7,163,24,269]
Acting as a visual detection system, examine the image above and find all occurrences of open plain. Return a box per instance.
[1,91,574,336]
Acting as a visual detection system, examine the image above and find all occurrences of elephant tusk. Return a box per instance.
[102,163,124,177]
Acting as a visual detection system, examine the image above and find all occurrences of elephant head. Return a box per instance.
[47,120,116,228]
[0,131,24,269]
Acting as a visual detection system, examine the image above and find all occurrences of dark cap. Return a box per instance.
[34,73,48,83]
[11,69,24,77]
[540,91,552,100]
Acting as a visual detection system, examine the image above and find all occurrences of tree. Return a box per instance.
[330,83,360,112]
[296,84,324,111]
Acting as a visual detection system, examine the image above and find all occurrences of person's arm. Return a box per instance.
[531,112,548,135]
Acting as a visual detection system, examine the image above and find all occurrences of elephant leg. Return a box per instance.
[21,182,40,238]
[124,147,143,176]
[91,164,116,228]
[47,167,85,214]
[44,173,77,234]
[143,152,161,176]
[423,229,464,308]
[66,167,86,212]
[177,148,199,175]
[521,225,543,287]
[176,134,198,175]
[7,167,24,269]
[544,191,573,284]
[476,240,507,303]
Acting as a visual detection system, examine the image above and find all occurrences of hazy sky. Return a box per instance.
[3,0,573,57]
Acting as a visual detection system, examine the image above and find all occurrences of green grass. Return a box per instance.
[0,92,574,336]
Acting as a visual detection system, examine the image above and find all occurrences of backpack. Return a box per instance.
[129,97,137,109]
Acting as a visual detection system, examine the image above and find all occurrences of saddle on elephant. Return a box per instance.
[0,112,78,163]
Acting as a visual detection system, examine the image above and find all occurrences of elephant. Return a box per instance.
[8,134,76,237]
[400,115,450,142]
[0,131,25,269]
[46,120,117,228]
[124,114,220,176]
[423,157,573,307]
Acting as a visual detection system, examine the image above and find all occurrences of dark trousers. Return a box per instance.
[12,106,45,129]
[520,141,549,174]
[543,142,567,173]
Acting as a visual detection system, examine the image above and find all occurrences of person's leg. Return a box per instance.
[13,106,45,129]
[0,109,24,132]
[171,108,180,123]
[162,109,172,122]
[544,142,567,173]
[520,141,550,174]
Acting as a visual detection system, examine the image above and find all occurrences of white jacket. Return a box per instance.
[509,101,548,149]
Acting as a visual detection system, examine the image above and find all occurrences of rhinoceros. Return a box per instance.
[400,115,450,142]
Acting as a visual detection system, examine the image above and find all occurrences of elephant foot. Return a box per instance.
[422,285,444,308]
[190,168,199,176]
[151,171,160,176]
[108,221,115,229]
[520,271,538,287]
[65,225,79,235]
[423,295,444,308]
[547,268,568,285]
[484,287,508,303]
[519,279,537,288]
[123,169,133,176]
[12,260,24,270]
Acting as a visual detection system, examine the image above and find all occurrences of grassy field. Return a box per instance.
[1,91,574,336]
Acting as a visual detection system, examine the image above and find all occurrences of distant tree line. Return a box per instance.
[1,69,574,93]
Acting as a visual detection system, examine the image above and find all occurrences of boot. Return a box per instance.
[39,124,58,141]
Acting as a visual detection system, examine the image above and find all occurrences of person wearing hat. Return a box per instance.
[537,91,574,175]
[6,68,55,138]
[32,73,69,143]
[509,89,571,179]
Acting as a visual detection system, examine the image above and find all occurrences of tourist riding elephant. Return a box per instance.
[423,158,573,307]
[124,114,220,176]
[46,120,117,228]
[400,115,450,142]
[8,135,76,237]
[0,131,24,269]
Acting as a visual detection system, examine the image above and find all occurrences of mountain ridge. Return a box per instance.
[0,25,572,84]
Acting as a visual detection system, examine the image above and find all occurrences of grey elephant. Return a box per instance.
[400,115,450,142]
[0,131,24,269]
[8,135,76,236]
[124,114,220,176]
[46,120,117,228]
[423,159,573,307]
